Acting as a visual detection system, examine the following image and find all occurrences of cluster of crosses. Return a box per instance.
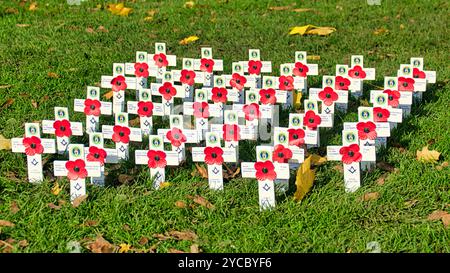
[10,43,436,210]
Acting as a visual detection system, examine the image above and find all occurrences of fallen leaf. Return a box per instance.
[376,173,389,185]
[361,192,380,201]
[144,16,153,22]
[223,163,240,180]
[97,26,108,33]
[0,241,14,253]
[0,135,12,150]
[1,98,15,111]
[118,174,134,184]
[416,146,440,163]
[107,3,132,16]
[31,100,38,108]
[179,35,199,45]
[29,2,37,11]
[289,25,336,36]
[103,90,114,100]
[427,210,448,221]
[72,195,88,208]
[168,230,198,241]
[169,248,185,253]
[159,181,171,189]
[192,163,208,178]
[18,240,28,247]
[51,182,61,195]
[16,24,31,27]
[188,195,214,209]
[47,72,60,78]
[310,154,327,166]
[153,234,171,241]
[85,27,95,33]
[184,1,195,8]
[293,8,313,12]
[294,155,315,201]
[83,220,99,227]
[436,161,448,170]
[138,237,149,245]
[373,27,389,35]
[269,6,292,11]
[129,117,140,127]
[0,85,12,89]
[399,24,405,29]
[376,161,395,172]
[5,8,19,14]
[404,199,418,208]
[48,203,61,210]
[175,200,187,208]
[333,164,343,173]
[442,214,450,228]
[190,244,201,253]
[119,243,131,253]
[306,55,320,61]
[0,220,15,227]
[10,201,19,214]
[87,235,116,253]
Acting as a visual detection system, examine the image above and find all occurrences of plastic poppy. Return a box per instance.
[166,128,187,147]
[83,99,101,116]
[255,161,277,181]
[398,77,415,91]
[204,147,224,165]
[112,125,131,144]
[318,87,339,106]
[158,82,177,101]
[211,87,228,103]
[272,144,293,163]
[180,69,196,86]
[134,62,149,78]
[147,150,167,168]
[53,119,72,138]
[193,102,210,118]
[303,110,321,130]
[278,75,294,91]
[288,128,305,147]
[348,65,366,79]
[383,90,401,108]
[373,107,390,122]
[200,58,214,73]
[243,103,261,121]
[335,76,350,90]
[413,68,426,79]
[65,159,88,180]
[86,146,107,166]
[137,101,154,117]
[259,88,277,105]
[153,53,168,68]
[356,121,377,140]
[248,60,262,75]
[293,62,309,77]
[230,73,247,90]
[339,144,362,164]
[23,136,44,156]
[111,75,127,92]
[222,124,240,142]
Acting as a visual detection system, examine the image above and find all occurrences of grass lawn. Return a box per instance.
[0,0,449,253]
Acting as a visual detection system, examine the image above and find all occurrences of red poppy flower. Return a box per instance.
[293,62,309,77]
[230,73,247,90]
[259,88,277,105]
[303,110,321,130]
[86,146,107,166]
[204,147,224,165]
[318,87,339,106]
[112,125,131,144]
[83,99,101,116]
[166,128,187,147]
[243,103,261,121]
[255,161,277,181]
[398,77,415,91]
[211,87,228,103]
[248,60,262,75]
[278,75,294,91]
[137,101,154,117]
[339,144,362,165]
[134,62,149,78]
[180,69,196,86]
[413,68,426,79]
[53,119,72,138]
[111,75,127,92]
[288,128,305,147]
[348,65,366,79]
[65,159,88,180]
[272,144,293,163]
[147,150,167,168]
[222,124,240,142]
[193,102,210,118]
[23,136,44,156]
[335,76,350,90]
[200,58,214,73]
[158,82,177,101]
[153,53,168,68]
[373,107,390,122]
[356,121,377,140]
[383,90,401,107]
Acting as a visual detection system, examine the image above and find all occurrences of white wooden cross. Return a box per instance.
[124,51,151,99]
[191,131,237,190]
[396,63,428,104]
[150,70,185,115]
[148,42,177,82]
[102,112,142,160]
[127,88,165,135]
[346,55,376,98]
[135,134,180,189]
[53,144,102,202]
[193,47,224,87]
[308,76,349,114]
[299,99,333,147]
[205,75,232,123]
[287,113,322,148]
[370,76,412,120]
[42,107,83,154]
[11,123,56,183]
[239,49,272,88]
[101,63,137,113]
[172,57,208,101]
[74,86,112,133]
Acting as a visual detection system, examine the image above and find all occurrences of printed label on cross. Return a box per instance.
[11,123,56,183]
[150,71,185,115]
[42,107,83,154]
[74,86,112,133]
[101,63,137,113]
[127,89,165,135]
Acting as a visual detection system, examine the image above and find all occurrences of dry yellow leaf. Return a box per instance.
[416,146,440,163]
[0,220,15,227]
[144,16,153,22]
[310,154,327,166]
[0,135,11,150]
[72,195,88,208]
[159,182,171,189]
[16,24,31,27]
[103,90,114,100]
[184,1,195,8]
[118,7,132,16]
[51,181,61,195]
[293,8,313,12]
[307,55,320,61]
[108,3,132,16]
[29,2,37,11]
[289,25,336,36]
[294,155,315,201]
[179,35,199,45]
[373,27,389,35]
[119,243,131,253]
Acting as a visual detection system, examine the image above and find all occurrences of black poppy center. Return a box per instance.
[139,68,144,72]
[309,118,315,124]
[158,57,163,63]
[60,126,66,131]
[284,81,289,86]
[143,106,148,112]
[299,68,303,72]
[265,94,271,99]
[262,168,268,174]
[166,88,171,94]
[388,95,393,100]
[117,81,121,86]
[236,79,241,84]
[403,82,408,87]
[413,75,419,78]
[90,105,96,110]
[340,82,344,86]
[154,156,160,161]
[74,167,80,172]
[293,134,298,139]
[354,71,360,76]
[174,134,180,140]
[205,63,210,68]
[217,92,222,97]
[377,113,383,118]
[211,153,217,158]
[326,93,331,98]
[119,132,125,137]
[278,152,284,158]
[364,128,370,133]
[94,153,100,159]
[30,143,36,149]
[348,151,354,157]
[253,65,257,70]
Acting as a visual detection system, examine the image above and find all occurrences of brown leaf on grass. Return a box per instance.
[0,220,15,227]
[18,240,28,247]
[193,163,208,178]
[188,195,214,209]
[10,201,20,214]
[72,195,88,208]
[97,26,108,33]
[168,230,198,241]
[190,244,201,253]
[175,200,187,208]
[87,235,116,253]
[436,161,449,171]
[16,24,31,27]
[427,210,449,221]
[85,27,95,33]
[0,241,14,253]
[361,192,380,202]
[47,72,60,78]
[223,163,240,180]
[138,237,149,245]
[129,117,140,127]
[48,203,61,210]
[5,8,19,14]
[169,248,185,253]
[416,146,440,163]
[376,161,395,172]
[118,174,134,184]
[31,100,38,108]
[268,3,296,11]
[103,90,114,99]
[293,8,313,12]
[333,164,343,173]
[4,171,20,181]
[0,85,12,89]
[442,214,450,228]
[153,233,171,241]
[83,220,99,227]
[376,173,389,185]
[373,27,389,35]
[29,2,37,11]
[1,98,15,111]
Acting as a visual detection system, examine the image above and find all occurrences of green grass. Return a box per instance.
[0,0,449,253]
